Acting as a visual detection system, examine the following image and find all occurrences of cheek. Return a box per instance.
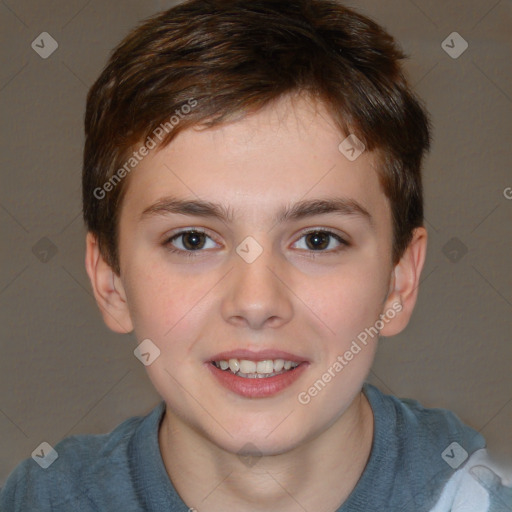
[122,259,208,341]
[301,262,389,343]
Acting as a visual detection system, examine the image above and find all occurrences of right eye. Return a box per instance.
[163,229,219,255]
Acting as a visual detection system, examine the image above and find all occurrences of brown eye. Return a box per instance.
[292,229,348,253]
[181,231,206,250]
[304,231,330,250]
[164,229,218,254]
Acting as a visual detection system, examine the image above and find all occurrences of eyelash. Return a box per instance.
[162,228,349,259]
[293,228,349,258]
[163,229,216,259]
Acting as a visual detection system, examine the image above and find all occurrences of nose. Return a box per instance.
[220,245,294,330]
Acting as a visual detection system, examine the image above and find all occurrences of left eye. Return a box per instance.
[292,230,347,251]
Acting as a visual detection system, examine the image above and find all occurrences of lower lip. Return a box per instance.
[206,362,309,398]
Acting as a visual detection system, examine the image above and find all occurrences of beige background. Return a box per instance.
[1,0,511,486]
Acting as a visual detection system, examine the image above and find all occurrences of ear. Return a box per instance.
[379,227,428,337]
[85,232,133,334]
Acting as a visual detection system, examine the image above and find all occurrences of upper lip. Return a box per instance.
[209,349,308,363]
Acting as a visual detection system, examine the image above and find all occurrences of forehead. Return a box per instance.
[120,94,390,226]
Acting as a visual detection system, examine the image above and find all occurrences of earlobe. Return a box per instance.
[380,227,428,337]
[85,232,133,334]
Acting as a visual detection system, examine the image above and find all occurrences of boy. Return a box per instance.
[1,0,511,510]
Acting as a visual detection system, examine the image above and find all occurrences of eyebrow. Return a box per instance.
[140,196,372,226]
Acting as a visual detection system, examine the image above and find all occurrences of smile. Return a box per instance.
[212,358,300,378]
[207,356,308,398]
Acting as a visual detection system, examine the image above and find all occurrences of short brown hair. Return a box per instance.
[83,0,431,274]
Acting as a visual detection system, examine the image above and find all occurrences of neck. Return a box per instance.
[159,391,374,512]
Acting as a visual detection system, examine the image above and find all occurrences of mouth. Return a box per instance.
[206,350,309,398]
[211,358,300,378]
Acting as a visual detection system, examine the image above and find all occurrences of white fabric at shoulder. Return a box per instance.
[429,449,512,512]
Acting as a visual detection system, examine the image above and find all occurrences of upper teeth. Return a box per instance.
[215,358,299,375]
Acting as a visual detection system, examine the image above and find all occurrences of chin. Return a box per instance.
[207,417,312,458]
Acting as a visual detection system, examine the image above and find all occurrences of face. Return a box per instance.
[112,94,400,455]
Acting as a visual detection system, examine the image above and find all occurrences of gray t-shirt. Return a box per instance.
[1,383,511,511]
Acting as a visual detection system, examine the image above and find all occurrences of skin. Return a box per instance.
[86,93,427,512]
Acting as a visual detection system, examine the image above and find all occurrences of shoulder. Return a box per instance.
[429,449,512,511]
[364,384,512,511]
[0,403,164,512]
[367,384,487,457]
